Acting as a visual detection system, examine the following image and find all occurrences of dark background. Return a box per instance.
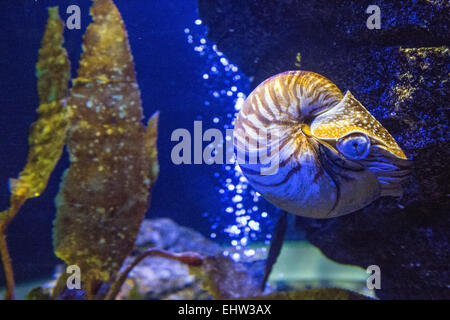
[0,0,229,285]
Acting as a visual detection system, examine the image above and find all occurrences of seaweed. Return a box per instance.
[1,0,159,300]
[52,0,159,299]
[0,6,70,300]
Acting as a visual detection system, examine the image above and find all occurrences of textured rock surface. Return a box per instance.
[118,218,222,300]
[133,218,222,256]
[199,0,449,299]
[117,255,208,300]
[118,219,266,300]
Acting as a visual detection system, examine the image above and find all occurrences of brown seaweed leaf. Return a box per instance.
[52,0,159,298]
[0,6,70,300]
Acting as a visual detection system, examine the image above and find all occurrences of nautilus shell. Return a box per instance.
[233,71,411,218]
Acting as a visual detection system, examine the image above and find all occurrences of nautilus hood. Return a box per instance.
[233,71,411,218]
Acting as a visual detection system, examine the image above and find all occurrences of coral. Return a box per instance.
[0,6,70,300]
[52,0,159,297]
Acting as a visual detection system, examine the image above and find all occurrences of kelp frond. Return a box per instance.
[52,0,159,299]
[0,6,70,300]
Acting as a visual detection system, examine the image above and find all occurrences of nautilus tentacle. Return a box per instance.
[233,71,411,218]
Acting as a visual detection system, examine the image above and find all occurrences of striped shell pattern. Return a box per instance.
[233,71,411,218]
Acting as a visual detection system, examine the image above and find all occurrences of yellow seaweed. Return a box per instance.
[0,7,70,300]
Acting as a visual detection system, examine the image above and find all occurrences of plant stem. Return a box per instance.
[0,230,15,300]
[104,249,203,300]
[0,200,24,300]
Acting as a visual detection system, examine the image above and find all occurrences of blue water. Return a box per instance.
[0,0,288,285]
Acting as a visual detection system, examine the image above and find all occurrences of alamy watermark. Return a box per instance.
[66,5,81,30]
[366,5,381,30]
[170,121,280,175]
[66,265,81,290]
[366,265,381,290]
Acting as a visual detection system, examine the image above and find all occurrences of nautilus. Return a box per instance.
[233,71,411,218]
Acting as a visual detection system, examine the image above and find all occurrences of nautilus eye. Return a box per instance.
[233,70,411,219]
[336,133,371,160]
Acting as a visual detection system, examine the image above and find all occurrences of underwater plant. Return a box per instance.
[52,0,159,299]
[1,0,159,300]
[0,6,70,300]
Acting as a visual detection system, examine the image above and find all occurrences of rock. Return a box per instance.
[198,0,449,87]
[199,0,449,299]
[118,218,223,300]
[190,255,267,299]
[134,218,222,256]
[117,255,209,300]
[119,219,272,300]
